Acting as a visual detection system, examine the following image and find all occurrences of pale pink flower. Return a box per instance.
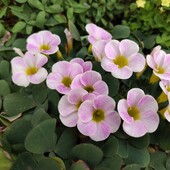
[150,45,161,57]
[92,40,108,61]
[85,23,112,44]
[58,89,95,127]
[71,70,108,96]
[163,93,170,122]
[26,30,61,55]
[46,61,83,94]
[146,50,170,80]
[159,79,170,95]
[70,58,92,72]
[11,52,48,87]
[117,88,159,137]
[77,95,121,141]
[101,39,146,79]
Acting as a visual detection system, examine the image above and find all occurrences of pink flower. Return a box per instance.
[101,39,146,79]
[85,23,112,44]
[77,95,121,141]
[159,79,170,95]
[11,52,48,87]
[46,61,83,94]
[147,50,170,80]
[92,40,108,61]
[26,30,61,55]
[163,94,170,122]
[117,88,159,137]
[70,58,92,72]
[58,89,94,127]
[71,70,108,96]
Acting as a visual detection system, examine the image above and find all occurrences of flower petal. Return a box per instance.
[12,72,29,87]
[127,88,145,107]
[119,39,139,57]
[58,95,76,117]
[101,57,118,72]
[123,120,147,137]
[93,81,109,96]
[90,122,110,141]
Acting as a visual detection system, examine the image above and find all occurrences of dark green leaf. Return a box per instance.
[55,128,78,159]
[124,145,150,167]
[11,152,38,170]
[11,10,29,21]
[15,0,27,3]
[25,119,57,154]
[150,151,167,170]
[70,160,90,170]
[0,6,7,19]
[103,73,119,97]
[12,38,26,50]
[31,108,51,127]
[6,118,32,144]
[116,138,128,158]
[166,157,170,170]
[0,23,5,37]
[4,93,36,116]
[102,136,119,157]
[70,143,103,167]
[45,4,63,14]
[69,21,81,41]
[12,21,26,33]
[122,164,141,170]
[53,14,67,24]
[112,25,130,39]
[0,80,10,96]
[37,157,61,170]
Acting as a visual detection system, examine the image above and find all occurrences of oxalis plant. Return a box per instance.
[1,21,170,169]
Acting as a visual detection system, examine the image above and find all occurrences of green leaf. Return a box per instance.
[15,0,27,3]
[53,14,67,24]
[129,134,149,149]
[124,145,150,168]
[0,148,12,170]
[112,25,130,39]
[3,93,36,116]
[150,151,167,170]
[6,118,32,144]
[45,4,63,14]
[166,157,170,170]
[103,73,119,97]
[143,35,156,49]
[67,8,74,21]
[26,25,33,34]
[96,156,122,170]
[25,119,57,154]
[31,108,51,127]
[102,136,119,157]
[0,60,10,80]
[116,138,128,159]
[70,160,90,170]
[0,6,7,19]
[70,143,103,167]
[11,152,38,170]
[55,128,78,159]
[12,21,26,33]
[0,80,10,96]
[28,0,44,10]
[37,157,61,170]
[0,23,5,37]
[36,11,46,28]
[11,10,29,21]
[122,164,141,170]
[71,2,90,13]
[12,38,26,50]
[69,21,81,41]
[32,83,47,105]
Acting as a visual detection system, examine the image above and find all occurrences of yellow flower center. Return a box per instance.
[92,109,105,123]
[156,67,165,74]
[26,67,38,75]
[76,100,82,109]
[113,55,128,68]
[84,85,94,93]
[62,77,72,87]
[128,106,140,120]
[40,44,50,51]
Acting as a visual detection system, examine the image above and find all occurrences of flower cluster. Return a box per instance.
[11,23,162,141]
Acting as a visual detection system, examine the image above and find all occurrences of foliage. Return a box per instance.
[1,0,170,170]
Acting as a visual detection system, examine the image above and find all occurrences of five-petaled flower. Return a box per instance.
[46,61,83,94]
[101,39,146,79]
[26,30,61,55]
[11,52,48,87]
[117,88,159,137]
[77,95,121,141]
